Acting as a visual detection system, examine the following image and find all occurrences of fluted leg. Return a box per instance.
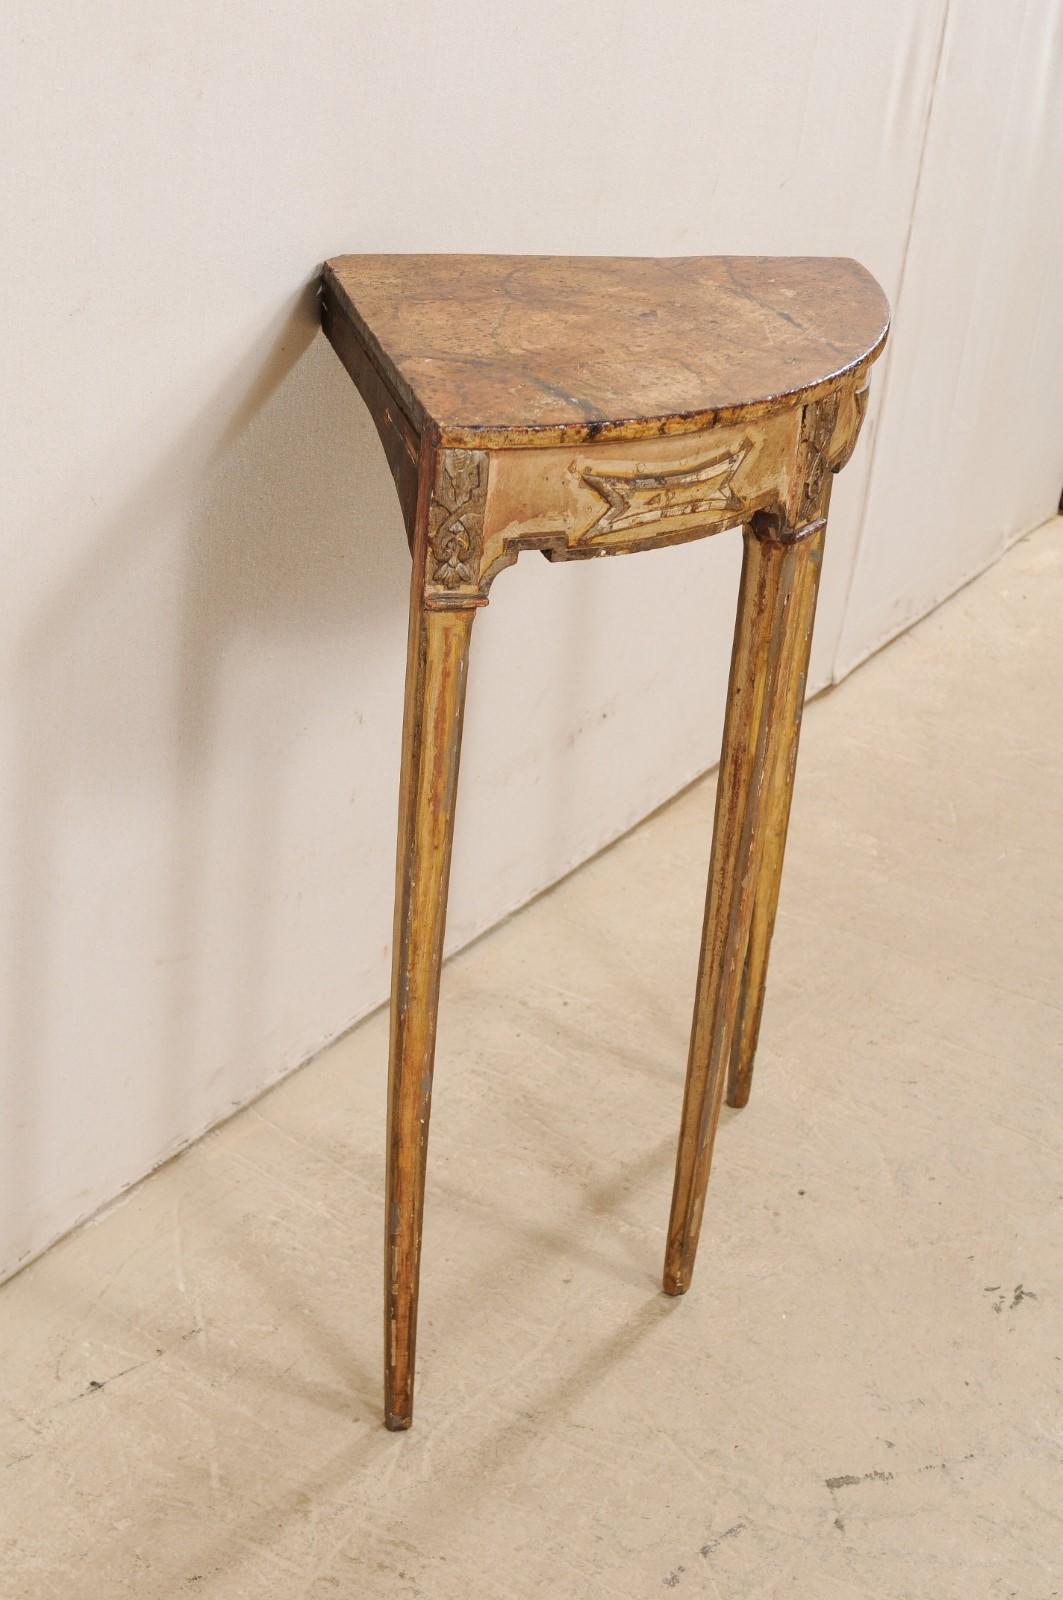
[384,593,475,1429]
[663,522,825,1296]
[726,528,824,1108]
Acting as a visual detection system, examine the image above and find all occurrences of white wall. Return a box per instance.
[3,0,1062,1282]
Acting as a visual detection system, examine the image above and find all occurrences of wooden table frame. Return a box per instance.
[320,255,889,1428]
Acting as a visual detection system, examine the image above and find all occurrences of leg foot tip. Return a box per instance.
[385,1411,412,1432]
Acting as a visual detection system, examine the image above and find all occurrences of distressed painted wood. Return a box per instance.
[725,555,823,1114]
[384,457,475,1429]
[664,516,827,1295]
[320,253,888,1428]
[725,487,832,1113]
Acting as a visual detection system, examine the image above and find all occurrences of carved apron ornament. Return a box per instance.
[428,451,487,589]
[795,392,842,525]
[581,440,752,540]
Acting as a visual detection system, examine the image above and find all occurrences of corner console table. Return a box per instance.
[320,253,889,1428]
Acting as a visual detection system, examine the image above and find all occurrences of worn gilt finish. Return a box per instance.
[320,253,889,1428]
[427,449,488,593]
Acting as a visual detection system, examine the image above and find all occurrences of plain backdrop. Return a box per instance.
[3,0,1062,1281]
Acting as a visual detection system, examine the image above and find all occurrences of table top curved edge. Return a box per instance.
[321,253,890,451]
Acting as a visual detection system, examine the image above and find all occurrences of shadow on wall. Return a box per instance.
[5,276,412,1277]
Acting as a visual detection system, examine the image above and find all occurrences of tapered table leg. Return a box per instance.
[385,590,475,1430]
[663,521,825,1296]
[727,527,825,1108]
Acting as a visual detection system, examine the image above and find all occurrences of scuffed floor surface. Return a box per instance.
[3,522,1061,1599]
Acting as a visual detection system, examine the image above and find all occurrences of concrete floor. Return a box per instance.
[3,521,1061,1599]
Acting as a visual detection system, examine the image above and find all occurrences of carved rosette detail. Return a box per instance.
[427,450,488,592]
